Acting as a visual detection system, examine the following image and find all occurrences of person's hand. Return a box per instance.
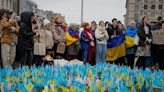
[60,42,66,46]
[146,37,152,43]
[147,39,152,43]
[91,37,94,41]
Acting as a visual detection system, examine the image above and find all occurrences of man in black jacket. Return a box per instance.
[106,18,119,41]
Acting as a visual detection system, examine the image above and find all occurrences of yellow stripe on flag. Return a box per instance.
[65,32,77,46]
[125,36,135,48]
[107,43,126,61]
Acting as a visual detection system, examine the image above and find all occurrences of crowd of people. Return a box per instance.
[0,9,164,70]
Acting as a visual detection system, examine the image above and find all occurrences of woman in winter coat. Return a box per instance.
[67,23,79,60]
[136,16,152,69]
[152,22,164,70]
[95,21,109,64]
[33,17,46,65]
[0,9,19,68]
[52,16,66,59]
[125,21,138,69]
[80,23,95,63]
[18,12,36,66]
[42,19,54,61]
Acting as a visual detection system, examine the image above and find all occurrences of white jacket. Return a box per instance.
[45,28,54,49]
[95,27,109,45]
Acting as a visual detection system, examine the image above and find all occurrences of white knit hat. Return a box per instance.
[43,19,51,26]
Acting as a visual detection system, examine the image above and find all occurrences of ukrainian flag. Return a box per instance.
[65,32,77,46]
[125,27,138,48]
[107,33,125,61]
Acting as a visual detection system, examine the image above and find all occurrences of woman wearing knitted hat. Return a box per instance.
[42,19,54,61]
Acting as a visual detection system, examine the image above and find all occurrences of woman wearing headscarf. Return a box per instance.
[125,21,138,69]
[0,9,19,68]
[41,19,54,62]
[18,12,36,66]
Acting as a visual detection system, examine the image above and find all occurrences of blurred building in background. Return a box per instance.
[125,0,164,25]
[19,0,38,14]
[37,9,65,23]
[0,0,38,15]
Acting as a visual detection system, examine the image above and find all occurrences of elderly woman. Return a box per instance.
[125,21,138,69]
[52,16,66,59]
[67,23,79,60]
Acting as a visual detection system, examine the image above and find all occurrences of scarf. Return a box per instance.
[126,27,138,37]
[98,26,106,32]
[84,28,94,39]
[84,28,95,63]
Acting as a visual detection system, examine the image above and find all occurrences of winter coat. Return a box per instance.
[67,29,79,55]
[0,18,19,45]
[52,24,66,44]
[95,27,109,45]
[80,29,94,51]
[106,25,119,40]
[137,23,152,46]
[44,28,54,49]
[33,28,46,56]
[18,12,36,51]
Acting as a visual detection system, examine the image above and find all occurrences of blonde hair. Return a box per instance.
[128,20,136,26]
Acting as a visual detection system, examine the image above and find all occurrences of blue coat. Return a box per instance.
[80,31,89,51]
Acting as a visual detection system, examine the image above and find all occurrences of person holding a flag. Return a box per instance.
[125,21,138,69]
[106,18,119,41]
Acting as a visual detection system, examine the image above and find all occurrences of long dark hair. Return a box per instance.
[138,16,150,35]
[142,16,148,25]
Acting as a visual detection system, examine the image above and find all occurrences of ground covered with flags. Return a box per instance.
[0,63,163,92]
